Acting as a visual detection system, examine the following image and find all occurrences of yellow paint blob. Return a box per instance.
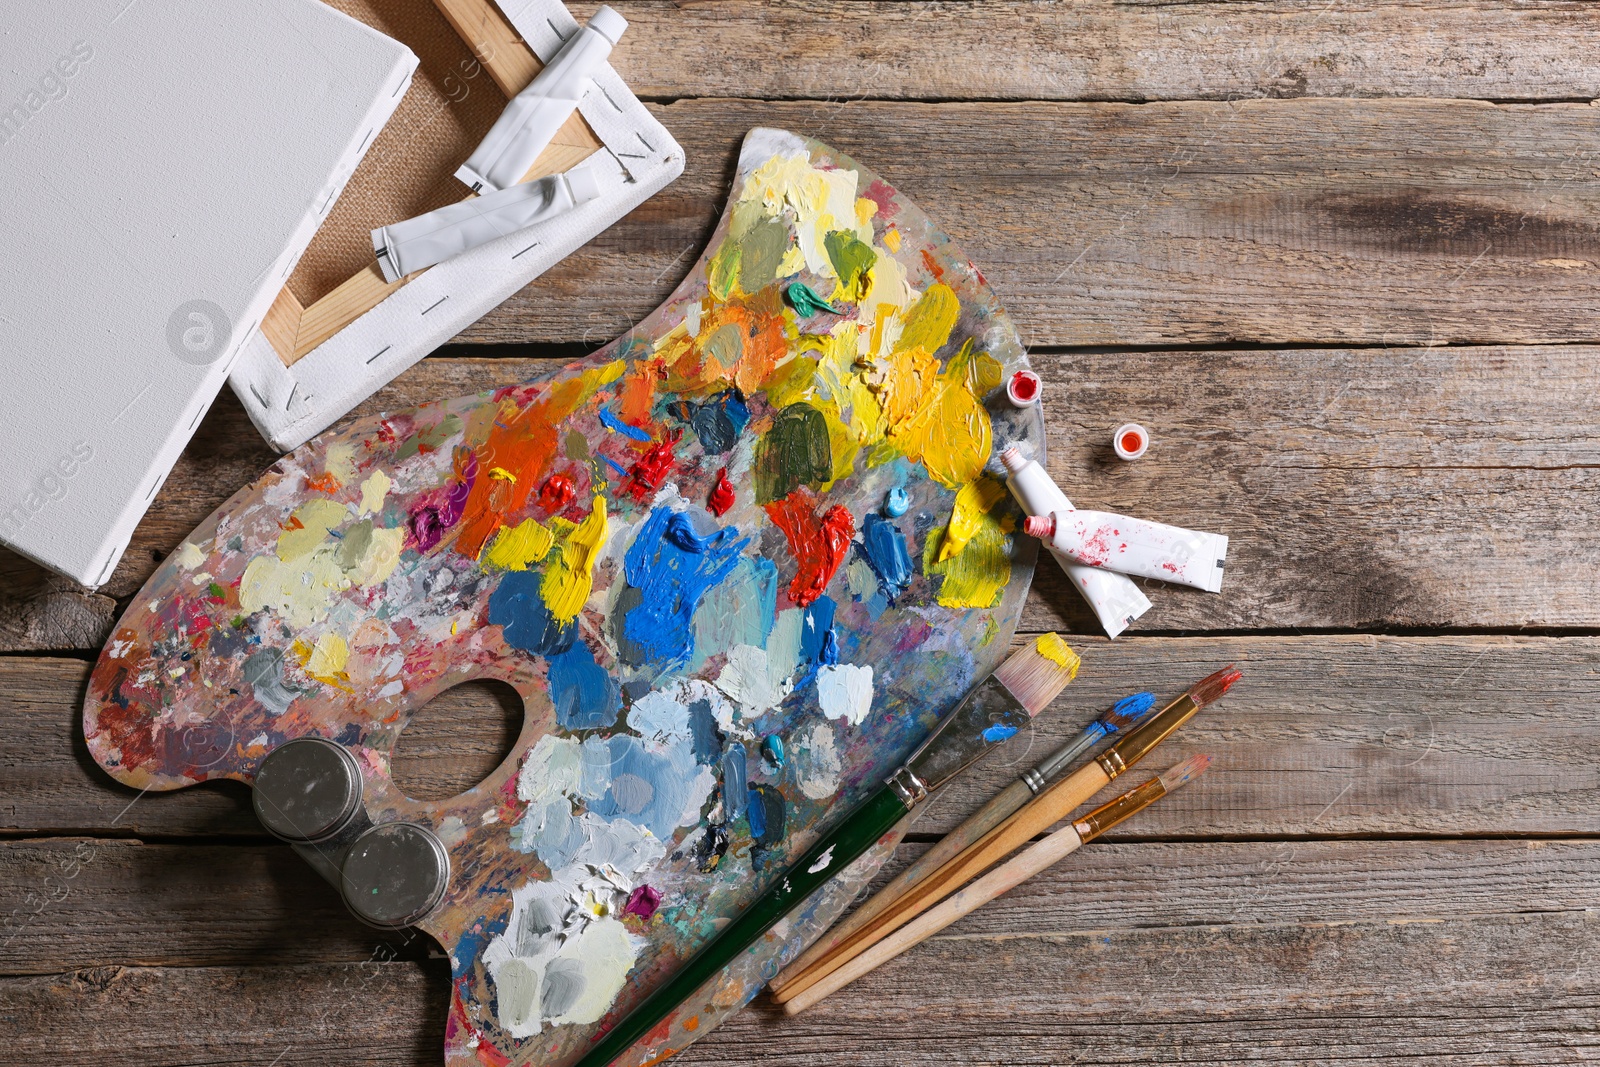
[882,339,1002,489]
[541,497,609,624]
[357,469,392,516]
[937,476,1007,563]
[304,632,350,683]
[1034,633,1081,679]
[277,499,348,562]
[483,516,555,570]
[923,511,1013,610]
[895,283,960,358]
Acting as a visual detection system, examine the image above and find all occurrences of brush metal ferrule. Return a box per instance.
[884,766,930,809]
[900,674,1031,797]
[1100,695,1201,777]
[1072,776,1165,842]
[1021,767,1047,793]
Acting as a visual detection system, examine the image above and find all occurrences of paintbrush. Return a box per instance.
[780,754,1212,1015]
[771,665,1241,997]
[767,690,1157,1002]
[569,635,1083,1067]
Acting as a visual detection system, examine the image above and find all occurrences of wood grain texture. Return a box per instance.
[599,0,1600,103]
[2,340,1588,649]
[9,837,1595,974]
[6,635,1598,837]
[6,910,1600,1064]
[458,97,1600,349]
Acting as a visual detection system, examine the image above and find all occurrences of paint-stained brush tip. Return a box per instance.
[993,633,1080,716]
[1187,665,1242,707]
[1158,753,1212,792]
[1103,691,1157,731]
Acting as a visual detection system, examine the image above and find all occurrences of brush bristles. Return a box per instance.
[1187,665,1243,707]
[1102,691,1157,732]
[1158,753,1212,792]
[993,634,1081,716]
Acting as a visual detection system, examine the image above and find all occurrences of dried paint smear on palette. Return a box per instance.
[82,128,1042,1065]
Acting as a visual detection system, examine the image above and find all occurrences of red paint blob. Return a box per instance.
[539,473,576,511]
[708,467,735,517]
[1009,370,1039,402]
[764,488,856,606]
[623,432,681,502]
[1120,431,1144,454]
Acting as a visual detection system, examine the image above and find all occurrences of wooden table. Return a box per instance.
[6,2,1600,1062]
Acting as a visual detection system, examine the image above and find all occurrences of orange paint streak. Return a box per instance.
[619,358,664,428]
[455,378,592,558]
[304,471,341,494]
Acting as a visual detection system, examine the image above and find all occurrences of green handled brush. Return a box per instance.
[571,634,1082,1067]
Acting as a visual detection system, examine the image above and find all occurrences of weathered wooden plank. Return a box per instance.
[5,339,1590,645]
[603,0,1600,103]
[6,836,1597,975]
[463,98,1600,349]
[5,909,1599,1064]
[6,636,1599,837]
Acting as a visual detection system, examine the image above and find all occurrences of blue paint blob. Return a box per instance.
[745,785,766,839]
[884,486,910,517]
[762,734,786,768]
[601,455,629,479]
[621,508,750,669]
[547,639,621,730]
[674,389,751,455]
[722,742,748,820]
[1106,691,1157,730]
[488,570,574,656]
[599,406,652,442]
[858,514,914,602]
[819,627,839,666]
[981,723,1020,743]
[746,784,787,870]
[589,734,703,840]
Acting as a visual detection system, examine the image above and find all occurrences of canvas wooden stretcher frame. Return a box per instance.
[230,0,684,452]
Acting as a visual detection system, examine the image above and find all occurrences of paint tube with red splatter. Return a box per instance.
[1023,510,1228,593]
[1001,447,1151,638]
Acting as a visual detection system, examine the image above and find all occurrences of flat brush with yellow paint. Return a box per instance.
[769,665,1241,1004]
[768,688,1157,1001]
[780,753,1212,1015]
[570,635,1082,1067]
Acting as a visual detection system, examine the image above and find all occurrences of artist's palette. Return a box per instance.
[83,128,1042,1065]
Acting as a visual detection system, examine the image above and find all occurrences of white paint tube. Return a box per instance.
[1000,447,1152,638]
[1023,510,1227,593]
[371,163,603,282]
[456,5,627,194]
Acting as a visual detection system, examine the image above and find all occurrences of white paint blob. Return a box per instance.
[817,663,874,726]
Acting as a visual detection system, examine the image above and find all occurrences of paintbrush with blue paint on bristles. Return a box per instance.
[570,635,1082,1067]
[767,689,1156,1002]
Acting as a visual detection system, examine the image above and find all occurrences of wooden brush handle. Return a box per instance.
[769,759,1112,1005]
[782,823,1087,1014]
[770,777,1032,1000]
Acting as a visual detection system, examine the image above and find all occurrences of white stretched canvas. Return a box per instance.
[0,0,417,586]
[228,0,685,454]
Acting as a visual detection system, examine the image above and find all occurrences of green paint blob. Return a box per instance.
[783,282,840,317]
[738,219,790,292]
[824,230,877,300]
[755,402,833,504]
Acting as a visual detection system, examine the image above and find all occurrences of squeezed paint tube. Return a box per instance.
[1001,447,1151,637]
[371,163,603,283]
[1024,511,1227,593]
[455,5,627,194]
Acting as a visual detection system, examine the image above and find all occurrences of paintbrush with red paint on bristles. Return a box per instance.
[768,688,1157,1000]
[779,753,1213,1015]
[570,636,1083,1067]
[768,666,1241,1008]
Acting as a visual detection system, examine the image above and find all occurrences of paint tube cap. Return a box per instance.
[340,822,451,929]
[563,162,604,205]
[1023,515,1056,538]
[1113,423,1149,460]
[587,5,628,45]
[1006,369,1041,407]
[252,736,363,843]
